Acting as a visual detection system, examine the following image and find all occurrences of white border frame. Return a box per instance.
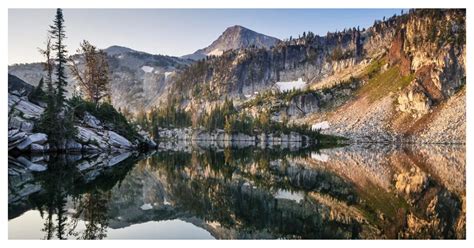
[1,0,471,246]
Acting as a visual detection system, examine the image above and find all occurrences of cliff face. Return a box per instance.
[393,10,465,113]
[311,9,466,143]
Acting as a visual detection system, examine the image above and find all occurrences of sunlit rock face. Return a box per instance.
[397,87,431,116]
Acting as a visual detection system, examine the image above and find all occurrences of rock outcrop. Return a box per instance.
[7,76,154,156]
[156,127,311,149]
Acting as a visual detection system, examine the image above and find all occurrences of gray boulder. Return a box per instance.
[107,131,132,149]
[9,116,24,130]
[8,94,44,119]
[84,112,102,129]
[8,129,19,138]
[9,130,26,143]
[16,133,48,151]
[20,121,34,133]
[77,161,94,171]
[76,126,108,149]
[83,144,101,153]
[8,117,34,133]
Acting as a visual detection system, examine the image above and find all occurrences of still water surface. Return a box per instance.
[8,144,466,239]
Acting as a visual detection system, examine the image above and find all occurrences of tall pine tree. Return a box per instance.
[37,35,60,144]
[49,8,68,108]
[37,8,76,149]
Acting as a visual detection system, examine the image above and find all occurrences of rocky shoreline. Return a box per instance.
[156,127,312,146]
[8,88,157,155]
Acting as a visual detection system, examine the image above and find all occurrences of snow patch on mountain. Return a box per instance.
[276,78,306,92]
[311,121,330,131]
[140,203,153,210]
[141,66,154,73]
[274,189,305,203]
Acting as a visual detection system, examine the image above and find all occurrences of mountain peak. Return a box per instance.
[104,45,136,56]
[224,25,246,32]
[221,25,259,37]
[183,25,280,60]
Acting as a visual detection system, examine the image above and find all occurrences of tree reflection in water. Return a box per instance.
[29,153,136,239]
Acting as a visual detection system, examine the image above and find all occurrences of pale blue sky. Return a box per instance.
[8,9,403,64]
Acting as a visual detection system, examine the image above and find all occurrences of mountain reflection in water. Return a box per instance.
[8,143,466,239]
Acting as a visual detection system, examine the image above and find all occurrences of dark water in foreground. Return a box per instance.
[8,144,466,239]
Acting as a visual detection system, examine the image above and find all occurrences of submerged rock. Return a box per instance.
[66,139,83,151]
[30,144,46,153]
[107,152,132,167]
[16,156,47,172]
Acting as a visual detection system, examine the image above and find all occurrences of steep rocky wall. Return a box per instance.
[397,9,465,111]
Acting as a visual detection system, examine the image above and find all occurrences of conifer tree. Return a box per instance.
[49,8,68,108]
[37,36,60,143]
[38,8,76,148]
[30,77,45,103]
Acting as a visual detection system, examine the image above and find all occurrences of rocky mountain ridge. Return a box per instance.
[169,9,465,143]
[182,25,280,60]
[8,26,280,112]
